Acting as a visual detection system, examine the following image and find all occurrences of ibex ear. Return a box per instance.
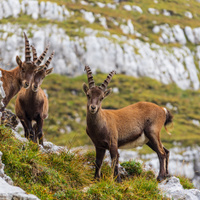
[45,68,53,76]
[16,56,22,68]
[104,88,112,98]
[82,83,89,94]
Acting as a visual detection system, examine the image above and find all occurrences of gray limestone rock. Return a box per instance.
[158,176,200,200]
[0,24,200,90]
[0,177,39,200]
[132,5,143,13]
[172,25,187,45]
[185,26,195,44]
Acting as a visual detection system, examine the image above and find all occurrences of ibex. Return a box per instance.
[15,46,54,145]
[0,33,47,111]
[83,66,173,182]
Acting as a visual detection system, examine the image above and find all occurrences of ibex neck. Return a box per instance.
[87,107,105,128]
[1,66,22,108]
[25,86,39,100]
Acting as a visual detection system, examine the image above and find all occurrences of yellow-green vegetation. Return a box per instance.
[7,73,200,153]
[0,126,166,200]
[121,161,143,176]
[1,0,200,47]
[178,176,194,189]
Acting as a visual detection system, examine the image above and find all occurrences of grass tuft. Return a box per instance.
[0,127,169,199]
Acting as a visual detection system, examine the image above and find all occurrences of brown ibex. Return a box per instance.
[83,66,173,182]
[15,46,54,145]
[0,33,47,111]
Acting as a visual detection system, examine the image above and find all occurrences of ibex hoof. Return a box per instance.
[157,176,165,182]
[116,176,122,183]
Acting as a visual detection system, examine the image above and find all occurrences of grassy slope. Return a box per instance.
[0,126,168,200]
[1,0,200,47]
[7,73,200,154]
[0,1,199,199]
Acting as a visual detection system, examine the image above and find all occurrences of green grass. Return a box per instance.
[0,126,166,200]
[7,73,200,153]
[1,0,200,48]
[121,160,143,176]
[178,176,195,189]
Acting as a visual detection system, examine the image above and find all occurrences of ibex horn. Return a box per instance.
[24,32,31,63]
[99,71,116,91]
[31,45,37,62]
[35,44,50,66]
[43,51,55,70]
[84,66,95,88]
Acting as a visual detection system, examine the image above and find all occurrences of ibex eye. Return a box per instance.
[22,68,25,73]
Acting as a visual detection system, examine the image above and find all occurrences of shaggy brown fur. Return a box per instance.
[15,67,53,145]
[83,66,173,182]
[0,33,42,110]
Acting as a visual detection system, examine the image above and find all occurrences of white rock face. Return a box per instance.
[148,8,160,15]
[1,0,72,21]
[127,19,134,35]
[163,9,171,16]
[96,2,105,8]
[107,3,116,9]
[8,0,20,18]
[185,11,193,19]
[158,177,200,200]
[99,16,108,29]
[123,5,132,11]
[2,0,12,18]
[185,26,195,44]
[105,145,200,190]
[193,27,200,44]
[81,10,95,23]
[192,119,200,126]
[0,177,39,200]
[132,5,143,13]
[0,24,200,90]
[80,0,88,5]
[154,24,200,45]
[172,25,187,44]
[0,151,40,200]
[144,146,200,189]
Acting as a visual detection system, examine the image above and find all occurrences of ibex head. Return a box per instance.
[16,33,50,89]
[83,66,116,114]
[31,49,54,92]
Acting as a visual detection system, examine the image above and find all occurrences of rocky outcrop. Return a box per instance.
[0,0,72,21]
[0,0,200,90]
[143,146,200,189]
[0,23,200,90]
[2,128,200,199]
[0,151,40,200]
[159,176,200,200]
[153,23,200,45]
[110,146,200,190]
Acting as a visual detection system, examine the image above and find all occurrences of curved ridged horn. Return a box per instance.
[43,51,54,70]
[35,44,49,66]
[31,45,37,62]
[99,71,116,91]
[84,66,95,88]
[24,32,31,63]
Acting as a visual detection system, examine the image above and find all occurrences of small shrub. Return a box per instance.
[121,160,143,176]
[178,176,194,189]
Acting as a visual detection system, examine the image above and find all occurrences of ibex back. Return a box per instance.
[15,46,54,145]
[83,66,173,182]
[0,33,45,110]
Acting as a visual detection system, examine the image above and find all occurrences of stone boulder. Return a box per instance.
[158,176,200,200]
[0,151,40,200]
[0,177,39,200]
